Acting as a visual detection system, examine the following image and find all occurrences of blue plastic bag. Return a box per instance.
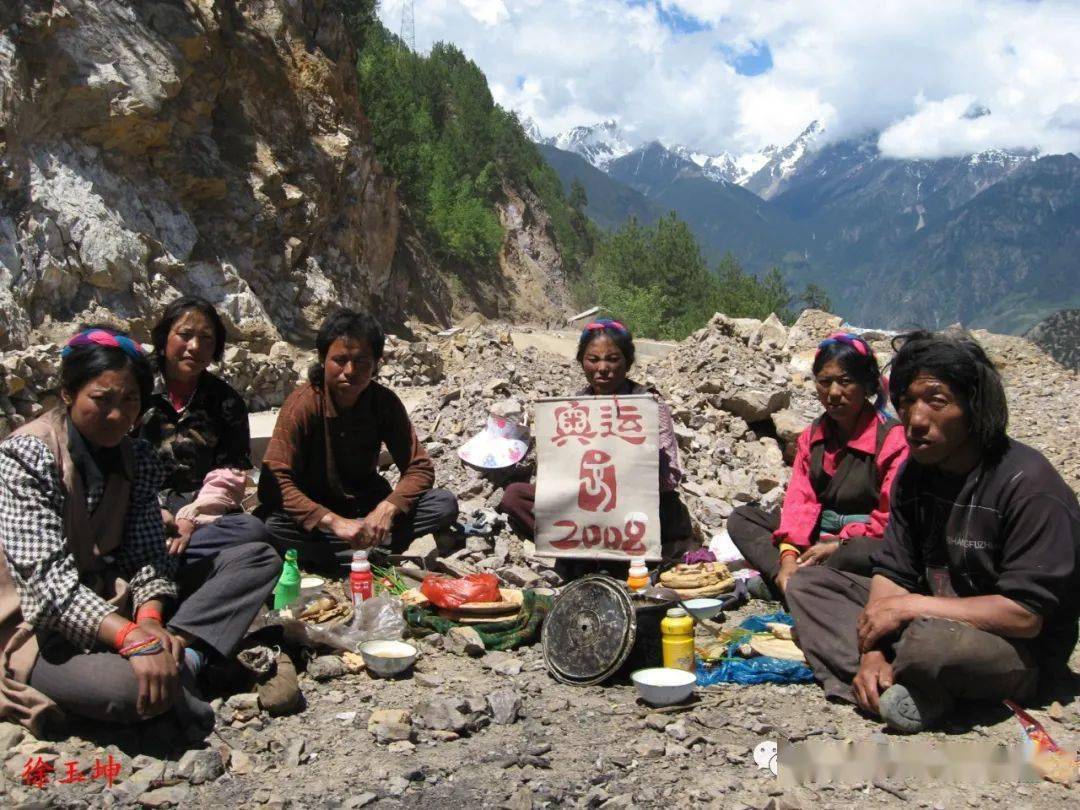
[738,611,795,633]
[695,611,814,685]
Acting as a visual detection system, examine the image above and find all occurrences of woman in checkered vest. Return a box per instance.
[0,327,279,736]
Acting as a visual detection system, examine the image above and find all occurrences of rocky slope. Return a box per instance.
[0,0,571,353]
[1,311,1079,809]
[1026,309,1080,371]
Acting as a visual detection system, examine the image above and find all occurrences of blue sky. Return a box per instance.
[380,0,1080,159]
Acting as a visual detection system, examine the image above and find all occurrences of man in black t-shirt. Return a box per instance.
[788,330,1080,733]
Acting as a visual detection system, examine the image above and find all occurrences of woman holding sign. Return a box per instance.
[500,319,694,561]
[728,332,908,599]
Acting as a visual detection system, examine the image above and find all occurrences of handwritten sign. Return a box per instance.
[535,394,660,561]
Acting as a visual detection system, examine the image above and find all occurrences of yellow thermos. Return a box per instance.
[661,607,695,672]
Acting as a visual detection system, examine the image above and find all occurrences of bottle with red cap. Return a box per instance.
[350,550,373,606]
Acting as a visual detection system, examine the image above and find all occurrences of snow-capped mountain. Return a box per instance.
[548,120,635,171]
[669,145,770,186]
[528,117,819,192]
[517,114,547,145]
[742,120,825,198]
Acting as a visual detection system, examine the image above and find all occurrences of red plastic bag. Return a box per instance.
[420,573,501,609]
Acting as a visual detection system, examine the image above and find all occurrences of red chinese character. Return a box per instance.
[578,449,617,512]
[598,404,646,445]
[21,756,54,789]
[58,760,86,784]
[92,755,122,787]
[551,401,595,447]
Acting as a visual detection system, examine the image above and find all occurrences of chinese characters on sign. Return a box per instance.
[535,395,660,561]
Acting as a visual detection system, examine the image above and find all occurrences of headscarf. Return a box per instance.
[61,328,145,360]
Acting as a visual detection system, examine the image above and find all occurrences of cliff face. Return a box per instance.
[0,0,401,350]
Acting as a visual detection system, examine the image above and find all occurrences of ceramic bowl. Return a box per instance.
[631,667,696,706]
[359,640,418,678]
[682,597,724,621]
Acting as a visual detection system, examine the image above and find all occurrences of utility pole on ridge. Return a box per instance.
[400,0,416,52]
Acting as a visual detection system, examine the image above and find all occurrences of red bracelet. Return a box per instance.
[136,607,164,625]
[779,549,799,563]
[114,621,139,651]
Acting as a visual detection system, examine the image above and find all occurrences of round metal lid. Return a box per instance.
[542,575,637,685]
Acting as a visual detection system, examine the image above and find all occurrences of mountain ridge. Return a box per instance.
[529,118,1077,333]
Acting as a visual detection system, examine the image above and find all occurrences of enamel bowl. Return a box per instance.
[631,667,697,706]
[682,597,725,621]
[359,640,418,677]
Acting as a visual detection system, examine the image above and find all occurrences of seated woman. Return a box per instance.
[256,309,459,570]
[500,318,694,561]
[0,328,279,735]
[728,332,907,598]
[139,295,270,559]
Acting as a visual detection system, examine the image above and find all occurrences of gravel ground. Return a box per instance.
[1,314,1078,808]
[1,596,1077,809]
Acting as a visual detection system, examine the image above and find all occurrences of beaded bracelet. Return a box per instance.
[114,621,139,651]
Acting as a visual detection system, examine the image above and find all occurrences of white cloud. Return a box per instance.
[379,0,1080,158]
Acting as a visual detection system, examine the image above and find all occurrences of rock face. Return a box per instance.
[0,1,572,352]
[1025,309,1080,371]
[0,0,404,349]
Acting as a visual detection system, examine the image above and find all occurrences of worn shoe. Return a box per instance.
[879,684,953,733]
[745,575,773,601]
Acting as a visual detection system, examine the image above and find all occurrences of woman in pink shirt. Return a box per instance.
[729,332,908,599]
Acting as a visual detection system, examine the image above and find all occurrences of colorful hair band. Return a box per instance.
[582,319,627,335]
[816,331,871,359]
[61,329,145,361]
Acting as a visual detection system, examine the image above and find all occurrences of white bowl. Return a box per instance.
[682,598,724,621]
[631,667,697,706]
[359,640,418,678]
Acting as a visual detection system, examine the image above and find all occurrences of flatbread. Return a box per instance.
[401,587,524,615]
[750,635,806,662]
[670,577,735,599]
[437,610,522,625]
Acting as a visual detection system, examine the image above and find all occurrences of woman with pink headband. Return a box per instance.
[0,327,279,736]
[499,318,696,573]
[729,331,908,600]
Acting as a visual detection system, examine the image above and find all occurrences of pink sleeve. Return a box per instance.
[838,425,909,540]
[773,427,822,549]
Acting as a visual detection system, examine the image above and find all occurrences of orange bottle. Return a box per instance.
[627,557,649,592]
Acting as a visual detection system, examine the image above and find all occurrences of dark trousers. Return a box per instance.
[184,512,272,561]
[728,505,879,597]
[261,485,459,571]
[499,483,695,567]
[29,541,281,725]
[786,567,1039,707]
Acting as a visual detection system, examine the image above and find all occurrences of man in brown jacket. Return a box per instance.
[257,310,458,569]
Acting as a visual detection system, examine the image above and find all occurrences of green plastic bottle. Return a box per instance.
[273,549,301,610]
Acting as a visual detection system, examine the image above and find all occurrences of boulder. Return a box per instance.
[720,389,790,423]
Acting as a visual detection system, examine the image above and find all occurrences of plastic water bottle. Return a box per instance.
[273,549,301,610]
[350,550,373,607]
